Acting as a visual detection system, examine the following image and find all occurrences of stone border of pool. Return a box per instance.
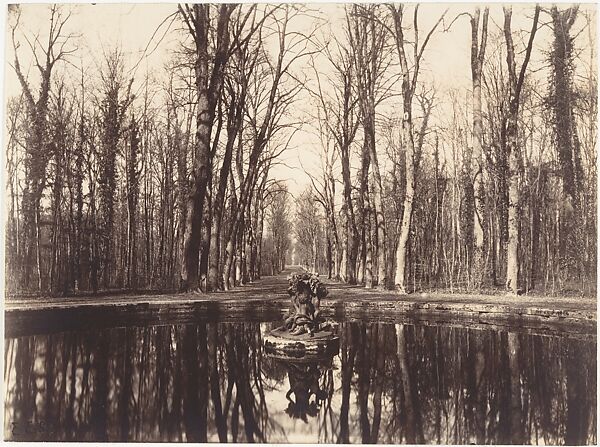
[4,270,596,337]
[5,290,596,339]
[327,292,595,325]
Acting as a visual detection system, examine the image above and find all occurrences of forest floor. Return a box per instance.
[5,267,596,337]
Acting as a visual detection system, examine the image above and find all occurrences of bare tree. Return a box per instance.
[294,188,322,271]
[266,183,291,272]
[10,5,75,290]
[308,34,361,283]
[503,5,540,294]
[470,8,489,288]
[389,5,447,294]
[222,5,314,290]
[178,4,237,291]
[546,6,586,281]
[207,8,262,291]
[348,4,394,289]
[97,49,134,289]
[126,115,141,289]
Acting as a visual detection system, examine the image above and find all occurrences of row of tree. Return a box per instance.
[6,4,299,294]
[296,4,596,295]
[5,4,596,296]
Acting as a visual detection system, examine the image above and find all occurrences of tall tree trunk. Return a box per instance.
[341,148,359,283]
[395,113,415,293]
[12,6,70,291]
[503,5,540,294]
[350,5,386,289]
[74,118,85,292]
[359,135,372,287]
[390,5,446,294]
[471,8,489,288]
[371,161,387,289]
[340,219,349,282]
[549,6,585,281]
[127,117,140,289]
[180,4,233,291]
[199,185,212,292]
[223,174,238,291]
[364,194,374,288]
[505,112,520,293]
[326,232,332,278]
[50,141,63,294]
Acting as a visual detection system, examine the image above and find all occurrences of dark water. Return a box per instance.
[4,318,596,444]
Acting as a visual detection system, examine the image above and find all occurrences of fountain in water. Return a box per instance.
[263,272,338,423]
[263,272,339,358]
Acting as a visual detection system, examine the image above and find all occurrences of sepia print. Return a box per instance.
[3,2,597,444]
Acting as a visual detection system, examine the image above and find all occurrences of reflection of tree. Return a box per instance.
[223,323,265,442]
[118,328,132,441]
[343,322,595,445]
[507,332,524,444]
[182,324,208,442]
[215,322,289,442]
[14,338,34,434]
[44,338,55,423]
[370,323,386,443]
[338,323,357,443]
[565,342,593,444]
[90,332,109,441]
[354,323,392,444]
[3,321,597,444]
[208,323,226,441]
[317,362,335,441]
[465,330,486,443]
[355,325,369,442]
[395,324,424,443]
[65,337,77,440]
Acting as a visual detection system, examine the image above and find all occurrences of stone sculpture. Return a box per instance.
[284,272,328,336]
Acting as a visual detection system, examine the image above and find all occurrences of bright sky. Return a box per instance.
[3,2,597,200]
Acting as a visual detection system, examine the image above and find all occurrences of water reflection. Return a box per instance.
[4,320,596,444]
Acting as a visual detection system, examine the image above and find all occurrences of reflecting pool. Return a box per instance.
[4,319,596,443]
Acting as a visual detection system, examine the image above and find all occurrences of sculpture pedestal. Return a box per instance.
[263,326,339,361]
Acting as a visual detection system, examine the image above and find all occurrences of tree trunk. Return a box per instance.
[340,219,349,282]
[199,185,212,292]
[180,5,233,291]
[395,113,415,293]
[471,8,489,288]
[359,134,372,287]
[505,115,520,293]
[364,195,374,289]
[341,149,359,283]
[181,81,212,291]
[370,145,387,289]
[12,13,60,292]
[127,118,140,290]
[502,5,539,294]
[390,5,446,293]
[326,232,332,279]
